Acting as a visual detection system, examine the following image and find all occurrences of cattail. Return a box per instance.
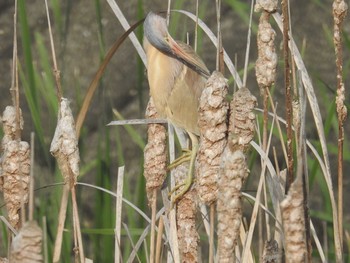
[217,87,256,262]
[254,0,277,13]
[1,106,29,229]
[255,11,277,91]
[1,106,23,144]
[143,98,167,204]
[196,71,229,204]
[229,87,257,150]
[262,239,281,263]
[10,220,43,262]
[281,178,307,263]
[50,98,80,187]
[2,140,30,229]
[174,163,199,263]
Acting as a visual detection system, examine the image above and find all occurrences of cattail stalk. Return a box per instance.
[333,0,348,252]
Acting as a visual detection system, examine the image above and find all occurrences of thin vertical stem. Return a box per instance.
[150,189,157,263]
[282,0,294,193]
[333,0,348,253]
[194,0,199,52]
[29,132,35,221]
[115,166,125,263]
[215,0,223,72]
[209,204,215,263]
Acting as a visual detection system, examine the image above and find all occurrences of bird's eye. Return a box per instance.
[164,36,169,42]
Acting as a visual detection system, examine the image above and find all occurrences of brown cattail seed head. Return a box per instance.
[50,98,80,187]
[217,148,249,262]
[255,0,278,13]
[2,140,30,229]
[143,98,167,204]
[175,163,199,263]
[256,12,277,90]
[229,87,257,151]
[197,71,229,204]
[10,221,43,262]
[281,178,307,263]
[1,106,23,141]
[262,239,281,263]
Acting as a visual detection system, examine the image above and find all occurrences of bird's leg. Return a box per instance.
[167,149,191,171]
[169,132,199,206]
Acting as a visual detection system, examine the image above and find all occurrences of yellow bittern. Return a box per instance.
[143,12,210,203]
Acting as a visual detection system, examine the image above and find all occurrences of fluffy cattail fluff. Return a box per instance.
[50,98,80,187]
[280,178,307,263]
[10,220,43,262]
[217,87,256,262]
[143,98,167,204]
[255,11,277,90]
[196,71,229,204]
[262,239,281,263]
[1,106,29,229]
[174,163,199,263]
[254,0,277,13]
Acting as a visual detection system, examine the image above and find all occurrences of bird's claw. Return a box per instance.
[167,149,192,171]
[168,177,193,209]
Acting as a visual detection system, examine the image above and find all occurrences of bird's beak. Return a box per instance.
[167,36,210,78]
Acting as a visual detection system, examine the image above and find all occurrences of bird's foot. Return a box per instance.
[168,174,194,209]
[167,149,191,171]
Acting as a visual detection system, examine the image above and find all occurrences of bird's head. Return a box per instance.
[144,12,210,78]
[144,12,172,54]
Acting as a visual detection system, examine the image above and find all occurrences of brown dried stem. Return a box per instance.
[44,0,62,101]
[282,0,294,193]
[333,0,348,251]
